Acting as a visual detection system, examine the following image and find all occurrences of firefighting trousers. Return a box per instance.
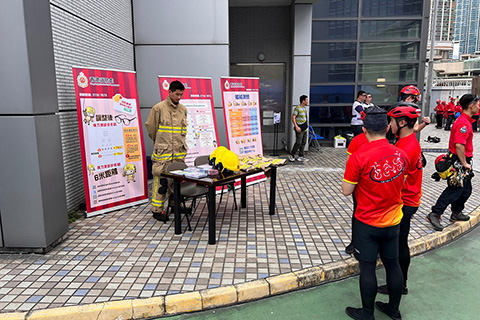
[152,161,169,213]
[151,159,183,213]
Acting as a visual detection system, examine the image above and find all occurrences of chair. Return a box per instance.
[308,125,324,151]
[164,162,209,231]
[194,155,238,210]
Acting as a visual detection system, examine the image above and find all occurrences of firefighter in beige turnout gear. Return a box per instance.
[145,81,187,222]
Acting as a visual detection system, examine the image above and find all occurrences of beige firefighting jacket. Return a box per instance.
[145,97,188,166]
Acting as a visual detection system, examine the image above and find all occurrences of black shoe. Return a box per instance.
[426,213,444,231]
[345,242,354,254]
[375,302,401,320]
[153,211,168,222]
[450,212,470,222]
[345,307,375,320]
[377,285,408,295]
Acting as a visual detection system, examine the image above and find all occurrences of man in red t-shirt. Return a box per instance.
[434,99,444,128]
[342,106,408,320]
[445,97,456,130]
[427,94,479,231]
[344,132,369,254]
[376,103,422,297]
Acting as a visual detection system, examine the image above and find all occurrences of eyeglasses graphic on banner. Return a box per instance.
[115,114,137,126]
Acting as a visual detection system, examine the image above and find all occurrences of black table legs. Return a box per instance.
[174,180,181,235]
[241,176,247,208]
[269,167,277,215]
[208,186,216,244]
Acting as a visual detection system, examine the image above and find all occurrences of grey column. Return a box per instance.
[133,0,230,154]
[290,4,313,152]
[0,0,68,251]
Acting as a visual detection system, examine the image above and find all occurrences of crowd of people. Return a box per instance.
[434,97,480,131]
[341,86,479,320]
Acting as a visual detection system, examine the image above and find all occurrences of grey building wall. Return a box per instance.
[0,0,68,249]
[49,0,134,213]
[133,0,230,154]
[229,6,293,152]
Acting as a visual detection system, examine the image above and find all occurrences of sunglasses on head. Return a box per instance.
[468,95,479,106]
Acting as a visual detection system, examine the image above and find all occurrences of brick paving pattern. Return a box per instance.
[0,125,479,313]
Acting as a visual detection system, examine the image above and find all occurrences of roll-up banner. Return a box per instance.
[221,77,266,186]
[72,67,148,217]
[158,76,219,166]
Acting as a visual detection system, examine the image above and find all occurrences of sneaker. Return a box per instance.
[288,155,296,162]
[450,212,470,222]
[377,284,408,295]
[345,307,375,320]
[345,242,354,255]
[297,156,309,162]
[375,301,402,320]
[153,211,168,222]
[426,212,444,231]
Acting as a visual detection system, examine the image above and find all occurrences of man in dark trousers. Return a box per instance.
[342,106,408,320]
[427,94,479,231]
[434,99,444,128]
[377,103,423,297]
[289,95,310,162]
[445,97,456,131]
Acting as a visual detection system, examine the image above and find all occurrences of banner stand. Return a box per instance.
[72,66,148,218]
[83,199,149,218]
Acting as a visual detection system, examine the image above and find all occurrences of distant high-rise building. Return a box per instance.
[429,0,455,42]
[453,0,480,56]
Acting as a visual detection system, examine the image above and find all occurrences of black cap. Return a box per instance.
[459,94,478,109]
[363,106,388,131]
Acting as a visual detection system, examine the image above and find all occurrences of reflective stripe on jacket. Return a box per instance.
[145,96,188,163]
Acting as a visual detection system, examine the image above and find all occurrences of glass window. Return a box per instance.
[362,0,423,17]
[312,21,358,40]
[358,84,405,105]
[310,85,355,104]
[360,20,421,39]
[311,64,356,83]
[312,43,357,62]
[310,106,352,124]
[359,64,418,82]
[313,0,359,18]
[360,42,420,60]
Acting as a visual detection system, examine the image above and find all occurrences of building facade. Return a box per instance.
[310,0,430,139]
[0,0,429,250]
[453,0,480,56]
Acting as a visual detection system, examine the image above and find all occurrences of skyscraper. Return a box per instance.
[429,0,455,42]
[453,0,480,56]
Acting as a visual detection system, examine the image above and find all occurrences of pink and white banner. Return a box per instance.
[73,67,148,217]
[221,77,266,186]
[158,76,219,166]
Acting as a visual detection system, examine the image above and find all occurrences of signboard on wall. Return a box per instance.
[158,76,219,166]
[221,76,266,186]
[72,67,148,217]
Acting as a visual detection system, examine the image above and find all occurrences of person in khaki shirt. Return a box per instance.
[145,80,187,222]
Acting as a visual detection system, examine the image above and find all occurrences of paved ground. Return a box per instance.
[0,124,479,314]
[164,224,480,320]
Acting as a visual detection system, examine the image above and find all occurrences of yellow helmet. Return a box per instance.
[209,146,228,166]
[215,149,240,173]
